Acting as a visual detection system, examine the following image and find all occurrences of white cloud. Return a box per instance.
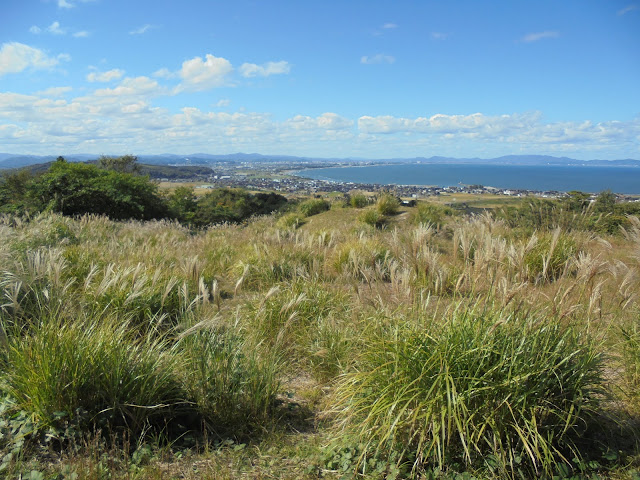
[93,76,162,98]
[239,60,290,78]
[361,54,395,65]
[73,31,90,38]
[215,99,231,107]
[0,42,69,77]
[87,69,125,82]
[618,4,638,15]
[29,21,67,35]
[153,67,177,79]
[57,0,95,8]
[178,54,233,91]
[382,23,397,29]
[129,24,154,35]
[521,31,560,43]
[47,21,66,35]
[36,86,73,97]
[287,113,353,131]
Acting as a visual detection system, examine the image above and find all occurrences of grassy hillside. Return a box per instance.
[1,203,640,478]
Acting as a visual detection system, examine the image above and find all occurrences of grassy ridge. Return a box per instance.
[0,206,639,478]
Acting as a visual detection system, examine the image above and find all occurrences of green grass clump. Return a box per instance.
[620,318,640,403]
[359,209,385,228]
[4,316,186,437]
[523,229,577,282]
[410,202,454,229]
[376,193,400,216]
[331,306,605,477]
[298,198,331,217]
[350,192,369,208]
[277,212,305,230]
[179,323,280,439]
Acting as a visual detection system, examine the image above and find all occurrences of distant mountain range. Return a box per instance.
[0,153,638,169]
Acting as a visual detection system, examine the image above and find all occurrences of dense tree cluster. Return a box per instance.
[0,156,287,225]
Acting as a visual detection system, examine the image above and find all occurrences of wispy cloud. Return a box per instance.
[129,24,156,35]
[361,54,395,65]
[618,4,638,15]
[239,61,290,78]
[87,68,125,82]
[73,31,90,38]
[431,32,450,40]
[36,86,72,97]
[57,0,95,8]
[521,31,560,43]
[382,23,397,30]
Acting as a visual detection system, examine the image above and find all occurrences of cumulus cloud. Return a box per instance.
[521,31,560,43]
[152,67,177,79]
[239,60,291,78]
[358,112,542,136]
[87,68,125,82]
[1,79,637,157]
[178,54,233,91]
[287,113,353,131]
[361,54,395,65]
[0,42,69,77]
[129,24,154,35]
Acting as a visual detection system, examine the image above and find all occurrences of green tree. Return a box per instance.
[97,154,141,174]
[28,161,166,220]
[168,186,198,224]
[192,188,287,226]
[593,190,616,214]
[0,169,36,214]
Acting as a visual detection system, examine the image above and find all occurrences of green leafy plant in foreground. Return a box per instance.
[330,306,606,478]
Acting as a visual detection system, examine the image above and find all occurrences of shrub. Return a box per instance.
[350,193,369,208]
[193,189,287,226]
[298,198,331,217]
[376,193,400,216]
[359,209,385,228]
[331,306,605,477]
[410,202,454,229]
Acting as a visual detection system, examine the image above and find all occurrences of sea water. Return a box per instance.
[297,164,640,194]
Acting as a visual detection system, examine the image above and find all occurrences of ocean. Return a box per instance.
[296,163,640,194]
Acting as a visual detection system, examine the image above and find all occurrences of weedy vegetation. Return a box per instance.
[1,179,640,478]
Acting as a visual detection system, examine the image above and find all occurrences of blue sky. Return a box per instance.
[1,0,639,159]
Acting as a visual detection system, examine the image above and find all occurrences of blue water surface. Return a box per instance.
[297,164,640,194]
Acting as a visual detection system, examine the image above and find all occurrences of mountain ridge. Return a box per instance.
[0,153,638,169]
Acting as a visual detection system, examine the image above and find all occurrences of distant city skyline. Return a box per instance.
[1,0,639,159]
